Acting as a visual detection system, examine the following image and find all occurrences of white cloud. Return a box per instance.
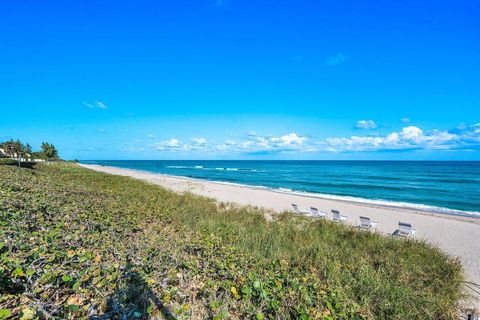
[132,124,480,155]
[192,137,207,145]
[83,101,94,108]
[400,126,422,139]
[95,101,107,109]
[83,100,108,109]
[216,132,310,154]
[471,123,480,134]
[326,53,347,66]
[271,133,306,147]
[216,140,236,151]
[355,120,377,129]
[147,134,156,139]
[323,125,474,152]
[401,117,411,123]
[154,139,182,151]
[163,139,181,147]
[184,138,210,152]
[150,137,211,153]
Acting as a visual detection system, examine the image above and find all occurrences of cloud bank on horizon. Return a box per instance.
[122,123,480,157]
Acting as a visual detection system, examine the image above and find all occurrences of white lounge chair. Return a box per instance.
[359,216,379,230]
[291,204,311,215]
[331,209,348,222]
[393,222,417,237]
[310,207,327,218]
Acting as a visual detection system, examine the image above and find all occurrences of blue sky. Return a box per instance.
[1,0,479,160]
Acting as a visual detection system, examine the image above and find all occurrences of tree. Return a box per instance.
[0,139,26,166]
[41,142,59,160]
[24,143,33,154]
[0,139,60,164]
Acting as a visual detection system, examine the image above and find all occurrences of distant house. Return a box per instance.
[0,148,31,161]
[0,147,15,158]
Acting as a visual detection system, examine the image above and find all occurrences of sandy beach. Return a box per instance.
[80,163,480,306]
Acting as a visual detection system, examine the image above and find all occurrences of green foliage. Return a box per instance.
[40,142,59,160]
[0,163,463,319]
[0,139,26,160]
[0,159,18,166]
[0,309,12,320]
[0,139,60,161]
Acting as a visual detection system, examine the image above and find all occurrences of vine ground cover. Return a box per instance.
[0,163,463,319]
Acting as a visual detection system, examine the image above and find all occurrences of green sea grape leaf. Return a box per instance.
[0,309,12,320]
[19,308,35,320]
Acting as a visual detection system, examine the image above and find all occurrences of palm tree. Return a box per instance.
[41,142,59,160]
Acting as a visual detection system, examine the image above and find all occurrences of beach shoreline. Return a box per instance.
[80,163,480,223]
[81,161,480,216]
[79,163,480,306]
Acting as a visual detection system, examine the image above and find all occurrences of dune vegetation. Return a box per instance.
[0,163,463,319]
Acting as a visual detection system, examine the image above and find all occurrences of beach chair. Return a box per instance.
[291,204,311,215]
[310,207,327,218]
[359,216,378,230]
[331,209,348,222]
[393,222,417,237]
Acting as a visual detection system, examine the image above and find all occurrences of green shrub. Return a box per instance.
[0,163,463,319]
[0,158,17,166]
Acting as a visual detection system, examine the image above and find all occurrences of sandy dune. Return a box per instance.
[80,163,480,307]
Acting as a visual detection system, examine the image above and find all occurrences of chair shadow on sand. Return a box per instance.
[89,266,176,320]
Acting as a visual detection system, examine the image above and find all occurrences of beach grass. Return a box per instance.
[0,163,463,319]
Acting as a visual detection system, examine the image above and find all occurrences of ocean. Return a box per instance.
[81,160,480,217]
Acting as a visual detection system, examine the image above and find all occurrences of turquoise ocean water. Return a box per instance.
[82,160,480,217]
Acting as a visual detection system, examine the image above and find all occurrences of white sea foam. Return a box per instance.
[167,165,257,172]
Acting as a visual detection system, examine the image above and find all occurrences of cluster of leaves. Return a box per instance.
[38,143,59,161]
[0,163,463,319]
[0,139,59,161]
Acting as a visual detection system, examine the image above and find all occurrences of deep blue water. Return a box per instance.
[81,160,480,216]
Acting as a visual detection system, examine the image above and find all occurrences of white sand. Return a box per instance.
[80,163,480,306]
